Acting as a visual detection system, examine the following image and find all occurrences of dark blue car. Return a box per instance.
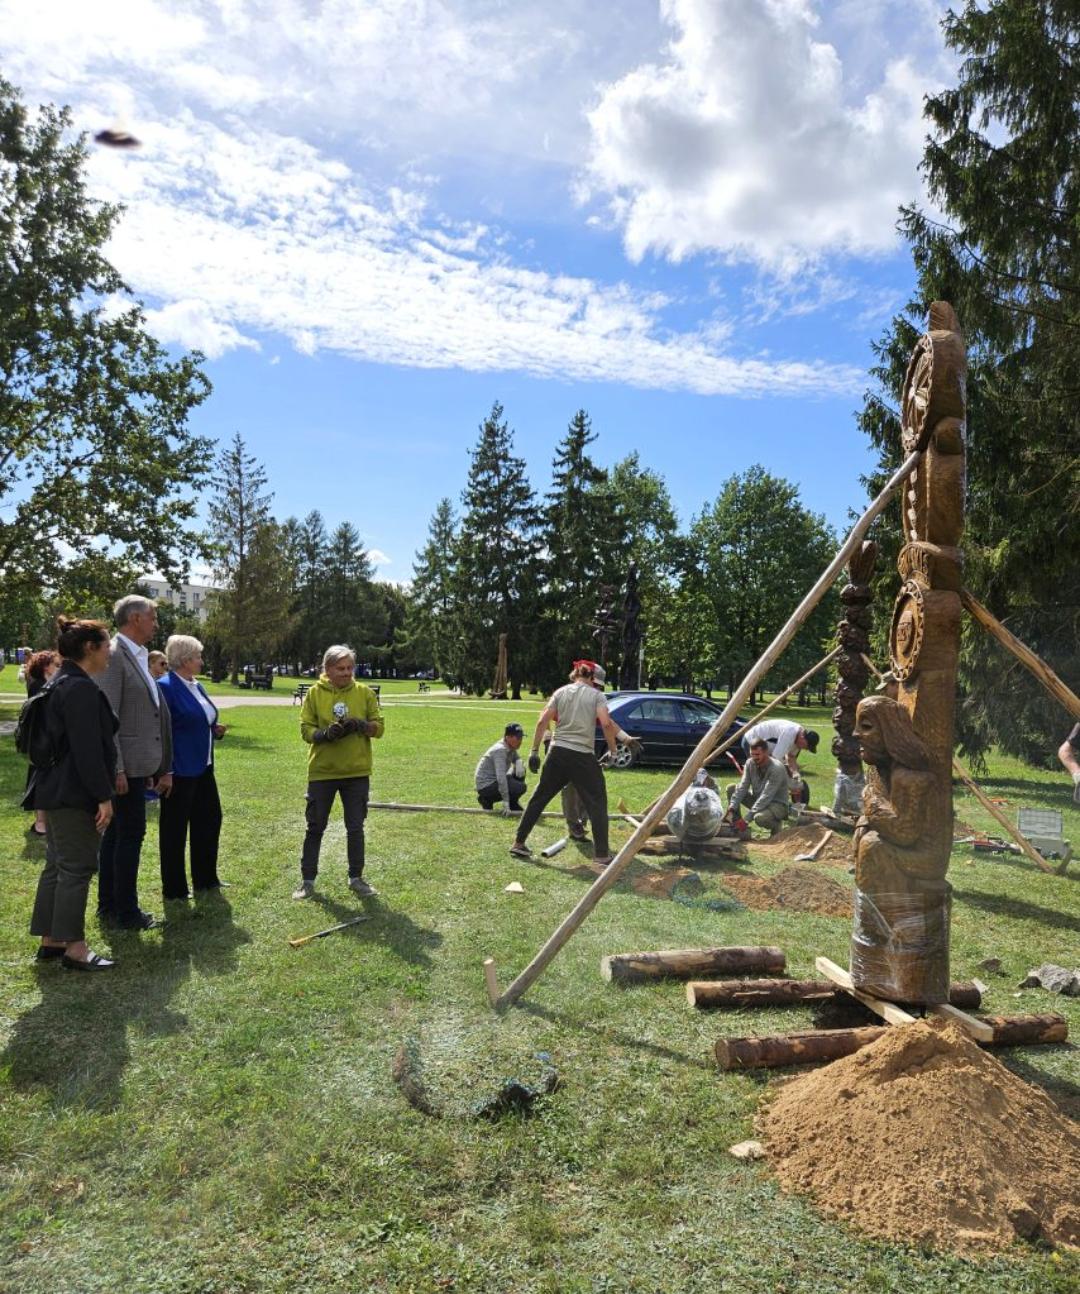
[596,692,747,768]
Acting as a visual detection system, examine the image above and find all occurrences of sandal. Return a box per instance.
[60,951,116,972]
[35,945,67,961]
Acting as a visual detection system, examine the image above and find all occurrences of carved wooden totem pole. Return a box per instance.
[832,540,878,815]
[850,302,966,1005]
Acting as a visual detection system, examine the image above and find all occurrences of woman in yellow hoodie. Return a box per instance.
[293,645,384,900]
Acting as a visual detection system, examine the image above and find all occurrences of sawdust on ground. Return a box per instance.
[751,824,853,866]
[721,865,852,918]
[759,1019,1080,1255]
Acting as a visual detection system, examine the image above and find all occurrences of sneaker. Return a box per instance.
[292,881,314,900]
[509,842,532,860]
[568,824,588,841]
[348,877,378,898]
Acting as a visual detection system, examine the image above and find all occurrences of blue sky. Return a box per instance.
[3,0,955,580]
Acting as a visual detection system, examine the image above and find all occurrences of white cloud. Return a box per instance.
[583,0,950,269]
[367,549,392,568]
[143,299,260,359]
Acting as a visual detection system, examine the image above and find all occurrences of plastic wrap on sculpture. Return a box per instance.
[667,785,724,842]
[832,769,866,817]
[850,695,951,1003]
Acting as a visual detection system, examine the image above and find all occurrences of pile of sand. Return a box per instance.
[759,1019,1080,1255]
[721,865,852,918]
[752,824,853,866]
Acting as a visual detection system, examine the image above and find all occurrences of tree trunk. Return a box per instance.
[601,945,785,985]
[688,978,982,1009]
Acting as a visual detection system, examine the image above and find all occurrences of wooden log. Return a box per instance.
[978,1013,1067,1046]
[688,978,836,1008]
[490,449,923,1010]
[714,1013,1067,1069]
[951,757,1054,874]
[961,590,1080,721]
[716,1026,888,1070]
[638,834,747,859]
[601,945,786,985]
[370,801,624,820]
[687,978,982,1010]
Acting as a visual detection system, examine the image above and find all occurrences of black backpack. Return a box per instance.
[15,676,68,771]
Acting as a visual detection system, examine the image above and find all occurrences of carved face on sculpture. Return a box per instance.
[854,706,887,766]
[853,695,933,772]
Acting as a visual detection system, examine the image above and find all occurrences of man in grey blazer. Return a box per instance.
[96,595,173,929]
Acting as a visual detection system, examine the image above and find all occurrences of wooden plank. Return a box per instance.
[815,957,917,1026]
[951,757,1054,874]
[961,590,1080,722]
[929,1002,995,1043]
[488,450,924,1011]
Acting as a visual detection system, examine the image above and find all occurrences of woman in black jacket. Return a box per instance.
[25,618,119,971]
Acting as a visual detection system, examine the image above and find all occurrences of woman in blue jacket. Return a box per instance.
[158,635,227,900]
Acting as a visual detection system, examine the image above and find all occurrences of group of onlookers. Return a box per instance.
[22,596,227,971]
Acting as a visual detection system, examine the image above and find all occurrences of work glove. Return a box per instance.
[1073,771,1080,804]
[511,757,526,780]
[325,722,345,741]
[499,805,512,818]
[598,750,616,769]
[340,717,361,736]
[620,735,643,755]
[528,751,541,774]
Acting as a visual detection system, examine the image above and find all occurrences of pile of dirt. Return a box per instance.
[753,825,853,866]
[721,865,852,917]
[759,1019,1080,1255]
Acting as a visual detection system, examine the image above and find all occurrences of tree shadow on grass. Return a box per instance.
[518,1001,711,1072]
[958,776,1077,808]
[951,887,1080,933]
[309,892,442,970]
[1,896,250,1111]
[997,1049,1080,1120]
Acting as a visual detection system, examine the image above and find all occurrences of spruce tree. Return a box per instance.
[859,0,1079,762]
[453,402,539,696]
[411,498,461,683]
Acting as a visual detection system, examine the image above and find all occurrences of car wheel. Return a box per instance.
[612,743,638,769]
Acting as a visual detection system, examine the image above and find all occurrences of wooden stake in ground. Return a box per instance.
[951,756,1053,874]
[961,589,1080,721]
[601,945,785,986]
[487,449,922,1010]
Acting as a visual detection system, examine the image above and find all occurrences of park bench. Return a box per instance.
[418,680,430,692]
[239,669,274,691]
[293,683,311,705]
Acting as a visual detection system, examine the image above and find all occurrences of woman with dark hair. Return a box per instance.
[24,650,61,837]
[157,634,227,900]
[510,660,621,866]
[24,618,118,970]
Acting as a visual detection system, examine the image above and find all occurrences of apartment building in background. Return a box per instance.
[139,573,219,623]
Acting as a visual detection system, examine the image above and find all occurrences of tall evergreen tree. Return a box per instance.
[410,498,461,682]
[538,410,620,689]
[205,435,290,682]
[453,402,539,696]
[293,510,330,670]
[859,0,1079,762]
[323,521,384,652]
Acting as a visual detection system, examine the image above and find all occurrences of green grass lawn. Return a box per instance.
[1,696,1078,1293]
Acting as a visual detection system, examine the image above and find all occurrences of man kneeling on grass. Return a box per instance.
[725,736,790,837]
[293,645,384,901]
[475,722,527,814]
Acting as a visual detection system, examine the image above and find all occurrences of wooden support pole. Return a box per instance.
[704,646,842,766]
[961,590,1080,721]
[490,450,923,1010]
[369,802,625,820]
[602,945,785,986]
[714,1013,1067,1070]
[483,958,500,1006]
[687,978,982,1010]
[951,756,1054,874]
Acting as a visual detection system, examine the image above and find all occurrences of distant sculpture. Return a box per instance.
[490,633,508,700]
[850,301,966,1005]
[668,779,724,843]
[619,563,643,691]
[832,540,877,815]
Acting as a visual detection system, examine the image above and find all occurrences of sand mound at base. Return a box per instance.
[722,865,852,917]
[759,1019,1080,1255]
[753,824,853,866]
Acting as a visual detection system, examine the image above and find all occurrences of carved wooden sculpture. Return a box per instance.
[832,540,878,814]
[850,302,966,1005]
[490,632,508,700]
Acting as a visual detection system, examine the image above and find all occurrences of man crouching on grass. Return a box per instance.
[293,645,384,901]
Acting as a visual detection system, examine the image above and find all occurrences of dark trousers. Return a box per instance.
[159,766,223,899]
[516,746,609,857]
[30,807,100,943]
[98,775,147,922]
[301,777,369,881]
[477,776,527,811]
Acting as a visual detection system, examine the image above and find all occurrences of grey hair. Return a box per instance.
[322,644,357,671]
[114,594,156,626]
[165,634,203,669]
